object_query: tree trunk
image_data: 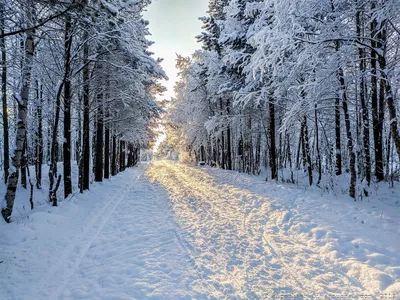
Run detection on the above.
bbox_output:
[378,25,400,160]
[226,99,232,170]
[335,93,342,175]
[48,68,64,201]
[36,81,43,189]
[269,98,277,180]
[111,134,117,176]
[255,131,261,174]
[330,0,342,178]
[63,15,73,198]
[339,67,357,199]
[356,8,371,187]
[95,95,103,182]
[119,140,125,172]
[77,87,83,192]
[301,116,313,186]
[2,2,35,222]
[1,7,9,184]
[370,3,384,181]
[314,105,322,185]
[286,133,294,183]
[296,132,301,170]
[104,118,110,179]
[21,135,27,189]
[82,33,90,190]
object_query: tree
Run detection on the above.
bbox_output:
[0,0,9,184]
[1,0,165,221]
[2,0,35,222]
[63,14,73,198]
[166,0,400,200]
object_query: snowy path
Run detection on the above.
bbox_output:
[53,169,198,300]
[1,161,399,299]
[1,166,200,300]
[147,161,400,298]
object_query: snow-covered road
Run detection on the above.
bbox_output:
[1,166,199,300]
[147,161,400,298]
[1,161,399,299]
[55,171,199,299]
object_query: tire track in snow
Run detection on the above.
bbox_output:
[147,161,301,297]
[244,206,308,293]
[36,172,140,300]
[147,182,221,297]
[147,161,367,297]
[59,166,202,299]
[150,165,248,297]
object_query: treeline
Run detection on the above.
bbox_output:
[0,0,164,222]
[162,0,400,199]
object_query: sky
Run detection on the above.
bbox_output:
[143,0,209,100]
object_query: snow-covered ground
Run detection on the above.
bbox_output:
[1,161,400,299]
[147,161,400,298]
[0,166,199,299]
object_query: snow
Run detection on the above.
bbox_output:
[100,0,119,15]
[147,161,400,297]
[120,0,138,9]
[0,165,198,299]
[1,161,400,299]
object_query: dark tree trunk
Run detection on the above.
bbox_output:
[219,98,226,169]
[63,15,73,198]
[104,118,110,179]
[111,134,117,176]
[127,143,133,167]
[314,105,322,185]
[331,0,342,178]
[95,94,103,182]
[135,148,139,166]
[255,131,261,174]
[296,133,301,170]
[301,117,313,186]
[339,67,356,199]
[46,110,51,163]
[82,31,90,190]
[376,22,400,160]
[385,131,391,178]
[36,81,43,189]
[226,99,232,170]
[221,131,226,169]
[1,9,9,184]
[92,109,97,176]
[386,85,400,159]
[356,9,371,187]
[77,88,83,192]
[119,140,125,172]
[26,164,34,210]
[48,65,64,201]
[278,131,283,170]
[216,137,221,167]
[370,3,384,181]
[269,98,277,180]
[286,133,294,183]
[335,95,342,175]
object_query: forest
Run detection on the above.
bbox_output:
[1,0,400,220]
[160,0,400,200]
[1,0,400,297]
[0,0,165,222]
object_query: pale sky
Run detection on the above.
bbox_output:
[143,0,209,100]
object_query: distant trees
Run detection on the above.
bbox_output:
[0,0,164,222]
[166,0,400,199]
